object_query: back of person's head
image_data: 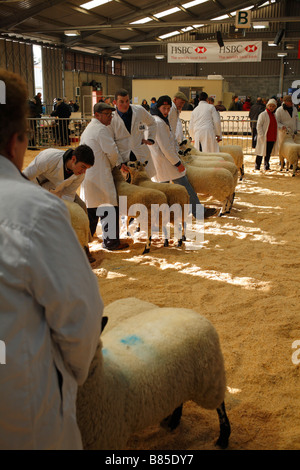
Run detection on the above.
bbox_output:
[73,144,95,166]
[0,69,28,155]
[199,91,208,101]
[208,96,214,104]
[115,88,129,100]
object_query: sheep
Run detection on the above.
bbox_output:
[279,133,300,176]
[63,199,90,248]
[219,145,244,181]
[76,297,231,450]
[183,164,235,216]
[112,167,168,253]
[124,160,190,247]
[179,139,235,164]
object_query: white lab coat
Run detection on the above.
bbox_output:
[23,148,84,201]
[110,105,157,178]
[255,110,279,157]
[0,156,103,450]
[149,115,186,182]
[275,104,299,149]
[80,118,122,208]
[168,102,184,146]
[189,101,222,152]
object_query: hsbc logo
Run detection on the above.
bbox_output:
[195,46,207,54]
[245,45,257,52]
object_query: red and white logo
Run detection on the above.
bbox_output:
[245,45,257,52]
[195,46,207,54]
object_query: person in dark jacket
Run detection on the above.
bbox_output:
[51,98,71,146]
[249,97,265,148]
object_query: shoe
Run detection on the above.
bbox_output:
[84,246,96,264]
[105,241,130,251]
[204,208,218,219]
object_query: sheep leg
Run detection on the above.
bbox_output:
[142,236,151,254]
[215,401,231,449]
[239,164,244,181]
[160,404,183,431]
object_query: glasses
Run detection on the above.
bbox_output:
[101,112,114,117]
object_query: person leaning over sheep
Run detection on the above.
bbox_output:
[150,95,218,220]
[0,68,103,450]
[23,144,96,262]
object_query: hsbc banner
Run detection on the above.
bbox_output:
[168,42,262,63]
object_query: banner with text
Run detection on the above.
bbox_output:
[168,42,262,63]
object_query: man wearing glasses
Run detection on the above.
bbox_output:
[80,102,129,251]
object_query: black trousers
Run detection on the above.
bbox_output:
[87,206,120,249]
[251,127,257,149]
[255,141,275,170]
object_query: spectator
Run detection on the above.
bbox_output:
[141,99,150,111]
[150,97,157,109]
[215,101,226,112]
[51,98,71,146]
[249,97,265,148]
[242,98,251,111]
[0,68,103,450]
[229,95,242,111]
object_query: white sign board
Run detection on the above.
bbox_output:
[168,42,262,63]
[235,10,252,28]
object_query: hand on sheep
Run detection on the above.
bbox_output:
[177,163,185,173]
[216,135,222,142]
[141,139,154,145]
[49,188,63,198]
[120,164,130,181]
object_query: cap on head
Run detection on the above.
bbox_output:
[94,102,115,114]
[174,91,188,102]
[157,95,172,108]
[267,99,277,107]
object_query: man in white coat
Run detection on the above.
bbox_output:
[80,101,129,250]
[189,91,222,152]
[168,91,188,146]
[275,94,299,149]
[0,69,103,450]
[110,88,157,177]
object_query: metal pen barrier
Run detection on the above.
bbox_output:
[180,117,258,155]
[27,116,92,149]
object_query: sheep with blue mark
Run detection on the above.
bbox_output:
[76,298,231,450]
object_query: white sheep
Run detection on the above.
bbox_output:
[113,167,168,253]
[124,161,190,247]
[76,298,231,450]
[219,145,244,181]
[179,140,235,164]
[279,133,300,176]
[63,199,90,248]
[184,164,235,215]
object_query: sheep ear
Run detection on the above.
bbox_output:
[143,161,148,167]
[178,150,183,155]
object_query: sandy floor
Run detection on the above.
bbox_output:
[23,150,300,450]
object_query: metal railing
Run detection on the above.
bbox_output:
[27,116,92,149]
[181,117,257,155]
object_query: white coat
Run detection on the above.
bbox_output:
[275,104,299,149]
[80,118,123,208]
[0,156,103,450]
[23,148,84,201]
[189,101,222,152]
[110,105,157,178]
[169,102,184,146]
[255,110,279,157]
[149,115,186,182]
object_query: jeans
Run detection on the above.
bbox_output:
[163,175,204,220]
[87,206,120,249]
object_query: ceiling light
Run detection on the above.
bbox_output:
[285,44,295,50]
[154,7,180,19]
[253,22,269,29]
[181,26,193,32]
[155,55,165,59]
[158,31,181,39]
[80,0,111,10]
[193,24,204,28]
[211,14,229,20]
[182,0,208,8]
[130,17,152,24]
[64,30,80,36]
[268,41,277,46]
[120,44,132,50]
[277,52,287,57]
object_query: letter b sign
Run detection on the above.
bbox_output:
[235,10,251,29]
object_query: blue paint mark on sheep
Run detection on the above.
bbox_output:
[102,348,108,356]
[120,335,143,346]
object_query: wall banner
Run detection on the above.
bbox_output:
[167,42,262,63]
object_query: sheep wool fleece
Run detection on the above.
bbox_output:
[76,301,226,450]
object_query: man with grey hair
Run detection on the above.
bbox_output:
[168,91,189,145]
[80,101,129,250]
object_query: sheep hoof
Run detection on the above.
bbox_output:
[218,209,224,217]
[182,235,186,242]
[164,239,169,247]
[177,239,183,247]
[215,402,231,449]
[160,404,183,431]
[142,247,150,254]
[292,174,296,177]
